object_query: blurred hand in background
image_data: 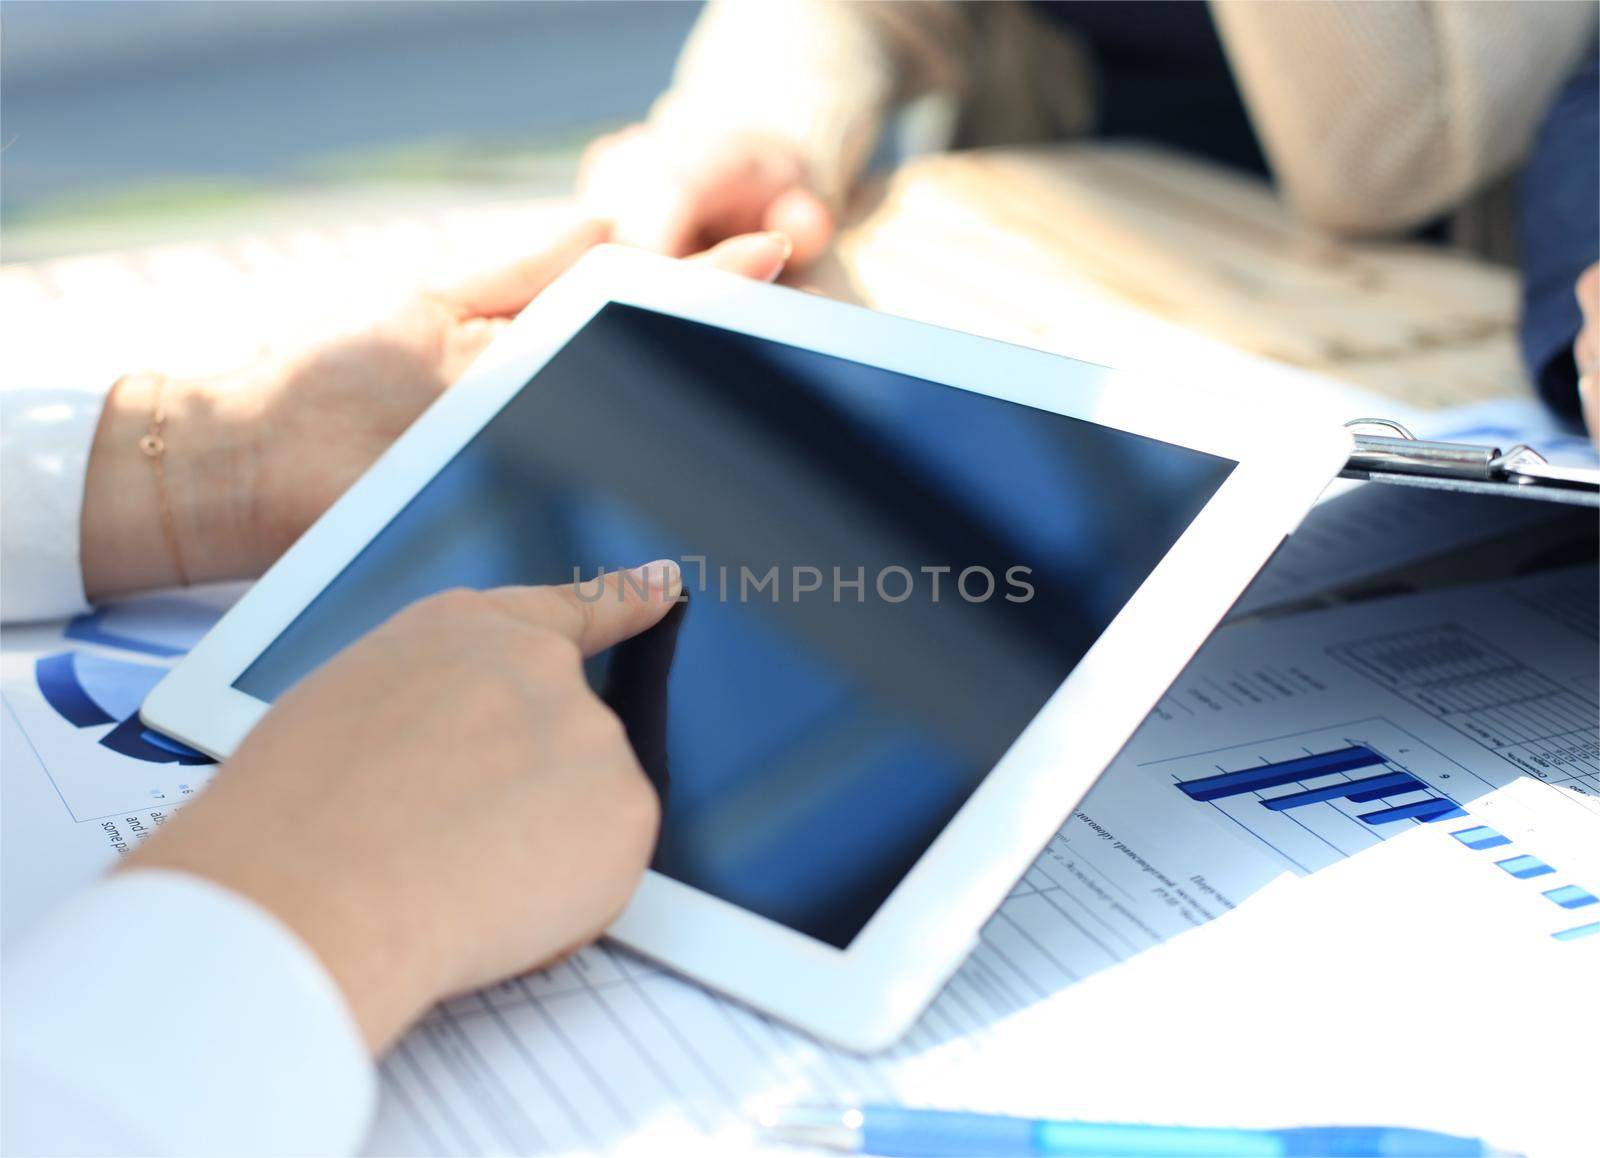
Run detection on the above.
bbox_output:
[579,124,834,264]
[1577,262,1599,446]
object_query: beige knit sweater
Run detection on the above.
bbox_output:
[649,0,1597,237]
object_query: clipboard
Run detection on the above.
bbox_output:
[1341,419,1600,508]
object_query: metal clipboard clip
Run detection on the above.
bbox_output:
[1340,418,1600,507]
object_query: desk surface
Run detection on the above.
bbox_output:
[2,146,1591,1158]
[2,144,1525,417]
[817,145,1524,411]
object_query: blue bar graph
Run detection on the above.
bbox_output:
[1260,770,1419,811]
[1345,775,1428,804]
[1177,747,1385,802]
[1543,885,1598,910]
[1552,922,1600,942]
[1358,799,1466,825]
[1451,826,1511,850]
[1497,855,1556,879]
[1166,729,1595,948]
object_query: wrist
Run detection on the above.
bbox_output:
[122,801,448,1055]
[81,369,259,601]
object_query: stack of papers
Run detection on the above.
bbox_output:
[5,560,1595,1156]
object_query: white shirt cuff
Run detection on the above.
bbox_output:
[2,869,375,1156]
[0,386,100,623]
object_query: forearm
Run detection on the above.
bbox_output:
[1213,0,1594,236]
[80,368,260,604]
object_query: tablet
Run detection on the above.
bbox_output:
[143,245,1350,1050]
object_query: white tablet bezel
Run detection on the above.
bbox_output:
[143,244,1350,1051]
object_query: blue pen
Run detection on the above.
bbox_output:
[755,1105,1516,1157]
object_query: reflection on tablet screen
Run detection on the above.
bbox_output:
[235,304,1235,948]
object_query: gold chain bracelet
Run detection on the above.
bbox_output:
[130,372,191,588]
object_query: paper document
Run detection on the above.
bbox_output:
[915,797,1599,1158]
[1134,564,1598,874]
[3,565,1595,1156]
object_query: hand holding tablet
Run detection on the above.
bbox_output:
[79,222,789,604]
[143,246,1350,1048]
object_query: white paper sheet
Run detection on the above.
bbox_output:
[903,799,1599,1158]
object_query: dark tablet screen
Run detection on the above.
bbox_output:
[235,303,1234,947]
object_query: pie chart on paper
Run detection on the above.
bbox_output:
[36,649,213,765]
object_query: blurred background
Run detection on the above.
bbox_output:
[1,0,702,260]
[4,0,1592,428]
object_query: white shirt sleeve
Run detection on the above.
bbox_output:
[0,384,103,624]
[2,869,376,1157]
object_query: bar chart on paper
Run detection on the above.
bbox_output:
[1134,570,1600,949]
[1146,719,1472,874]
[1146,720,1600,944]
